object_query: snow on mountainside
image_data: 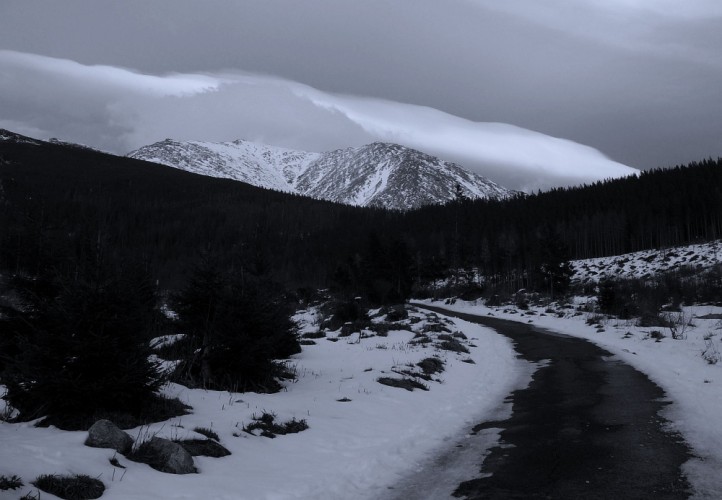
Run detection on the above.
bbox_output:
[571,239,722,283]
[128,139,513,210]
[128,139,320,193]
[296,142,511,209]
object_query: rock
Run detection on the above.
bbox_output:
[85,419,134,455]
[384,304,408,322]
[134,437,196,474]
[175,439,231,457]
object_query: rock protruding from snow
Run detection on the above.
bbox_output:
[128,139,513,210]
[137,437,196,474]
[176,439,231,458]
[85,419,134,455]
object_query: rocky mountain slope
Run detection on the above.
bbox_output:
[128,139,512,210]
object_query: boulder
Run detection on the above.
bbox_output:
[175,439,231,457]
[384,304,408,322]
[135,437,196,474]
[85,419,134,455]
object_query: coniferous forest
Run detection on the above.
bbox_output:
[1,137,720,294]
[1,134,722,427]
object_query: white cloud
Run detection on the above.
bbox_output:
[0,50,637,192]
[0,50,222,97]
[297,89,636,191]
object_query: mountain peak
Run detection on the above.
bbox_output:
[128,139,513,209]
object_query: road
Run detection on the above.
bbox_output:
[390,305,692,499]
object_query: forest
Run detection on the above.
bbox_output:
[1,133,721,426]
[1,136,720,295]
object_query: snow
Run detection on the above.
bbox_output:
[7,240,720,497]
[129,139,513,210]
[415,298,722,498]
[0,306,531,499]
[351,159,392,207]
[572,239,722,283]
[129,139,320,194]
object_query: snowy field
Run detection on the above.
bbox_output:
[0,306,532,500]
[415,298,722,499]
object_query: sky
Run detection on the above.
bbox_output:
[1,0,720,191]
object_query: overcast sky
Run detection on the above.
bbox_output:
[1,0,720,190]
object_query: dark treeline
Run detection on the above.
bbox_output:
[397,158,722,290]
[0,138,394,290]
[1,137,721,296]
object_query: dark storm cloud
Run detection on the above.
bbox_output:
[1,0,720,179]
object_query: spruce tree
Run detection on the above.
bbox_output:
[0,263,164,428]
[173,260,300,392]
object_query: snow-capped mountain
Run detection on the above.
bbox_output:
[128,139,512,210]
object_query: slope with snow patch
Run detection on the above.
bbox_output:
[0,129,41,146]
[572,240,722,283]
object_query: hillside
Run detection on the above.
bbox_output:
[572,240,722,283]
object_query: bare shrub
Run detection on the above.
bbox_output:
[0,475,23,491]
[33,474,104,500]
[242,412,309,438]
[664,311,690,340]
[193,426,219,441]
[702,338,721,364]
[438,339,469,353]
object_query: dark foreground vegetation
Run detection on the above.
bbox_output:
[1,130,721,426]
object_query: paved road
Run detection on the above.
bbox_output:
[405,305,692,499]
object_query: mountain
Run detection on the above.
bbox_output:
[128,139,512,210]
[0,128,42,146]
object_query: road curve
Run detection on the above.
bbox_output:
[409,305,692,499]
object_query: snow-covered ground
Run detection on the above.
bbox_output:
[5,283,721,499]
[0,306,532,500]
[415,298,722,499]
[572,239,722,283]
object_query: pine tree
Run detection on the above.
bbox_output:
[0,263,164,428]
[535,227,574,298]
[172,260,300,392]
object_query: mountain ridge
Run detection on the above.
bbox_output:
[128,139,513,210]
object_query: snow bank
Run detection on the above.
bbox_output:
[0,307,527,500]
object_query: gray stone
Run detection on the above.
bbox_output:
[139,437,196,474]
[175,439,231,457]
[85,419,134,455]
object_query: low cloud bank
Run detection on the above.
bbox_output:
[0,50,637,191]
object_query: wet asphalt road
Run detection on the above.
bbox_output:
[413,305,691,500]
